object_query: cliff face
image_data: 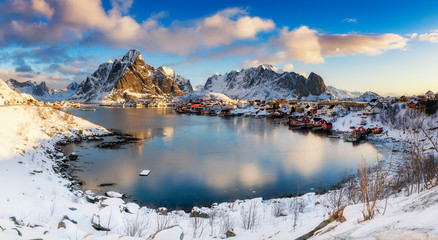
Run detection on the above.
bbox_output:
[69,49,185,103]
[203,65,333,100]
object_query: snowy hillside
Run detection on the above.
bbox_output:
[0,79,35,104]
[180,91,232,102]
[354,91,383,102]
[7,79,80,102]
[203,65,334,100]
[328,85,362,99]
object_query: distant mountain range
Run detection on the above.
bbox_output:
[354,91,383,102]
[5,49,377,103]
[202,64,333,100]
[327,86,362,100]
[6,79,80,102]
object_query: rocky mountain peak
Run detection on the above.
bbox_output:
[203,65,333,100]
[69,49,187,104]
[158,66,175,78]
[121,49,142,64]
[306,72,327,96]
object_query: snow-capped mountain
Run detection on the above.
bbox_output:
[202,64,334,100]
[181,91,232,102]
[194,85,204,91]
[327,86,362,100]
[69,49,185,104]
[158,66,193,93]
[354,91,383,102]
[6,79,80,102]
[0,79,35,104]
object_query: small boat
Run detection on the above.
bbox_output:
[80,108,97,111]
[139,170,151,176]
[327,135,340,138]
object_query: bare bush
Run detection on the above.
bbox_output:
[359,156,392,221]
[324,189,347,216]
[191,216,208,238]
[155,213,173,232]
[402,124,438,195]
[219,212,235,233]
[271,200,287,218]
[241,201,259,231]
[123,212,150,237]
[208,208,218,236]
[290,197,306,229]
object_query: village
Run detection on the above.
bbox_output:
[172,90,438,142]
[2,89,438,144]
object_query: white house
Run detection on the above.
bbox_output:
[237,101,248,109]
[328,105,348,117]
[363,105,380,115]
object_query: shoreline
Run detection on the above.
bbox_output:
[56,111,405,212]
[3,105,435,239]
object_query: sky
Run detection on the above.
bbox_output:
[0,0,437,96]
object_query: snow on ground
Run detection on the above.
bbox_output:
[0,79,35,105]
[1,105,438,239]
[180,91,232,103]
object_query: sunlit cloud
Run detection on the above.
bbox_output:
[418,30,438,43]
[0,1,274,55]
[282,63,295,72]
[245,26,409,66]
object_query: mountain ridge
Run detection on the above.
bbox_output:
[69,49,186,104]
[202,65,334,100]
[6,79,80,102]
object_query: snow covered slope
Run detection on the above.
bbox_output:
[354,91,383,102]
[328,85,362,99]
[6,79,80,102]
[0,79,35,104]
[69,49,185,104]
[181,91,232,102]
[203,65,334,100]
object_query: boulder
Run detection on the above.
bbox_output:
[226,230,236,238]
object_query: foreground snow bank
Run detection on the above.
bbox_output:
[1,106,438,240]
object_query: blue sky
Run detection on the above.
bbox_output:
[0,0,437,96]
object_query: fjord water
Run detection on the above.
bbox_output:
[64,107,379,209]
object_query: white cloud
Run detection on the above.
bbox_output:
[10,0,54,19]
[343,18,357,23]
[1,1,275,55]
[277,26,324,64]
[245,26,409,66]
[31,0,54,18]
[282,63,295,72]
[320,33,409,57]
[109,0,133,14]
[418,30,438,43]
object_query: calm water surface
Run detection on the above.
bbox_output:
[64,107,380,209]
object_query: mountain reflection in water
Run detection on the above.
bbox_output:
[64,107,380,209]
